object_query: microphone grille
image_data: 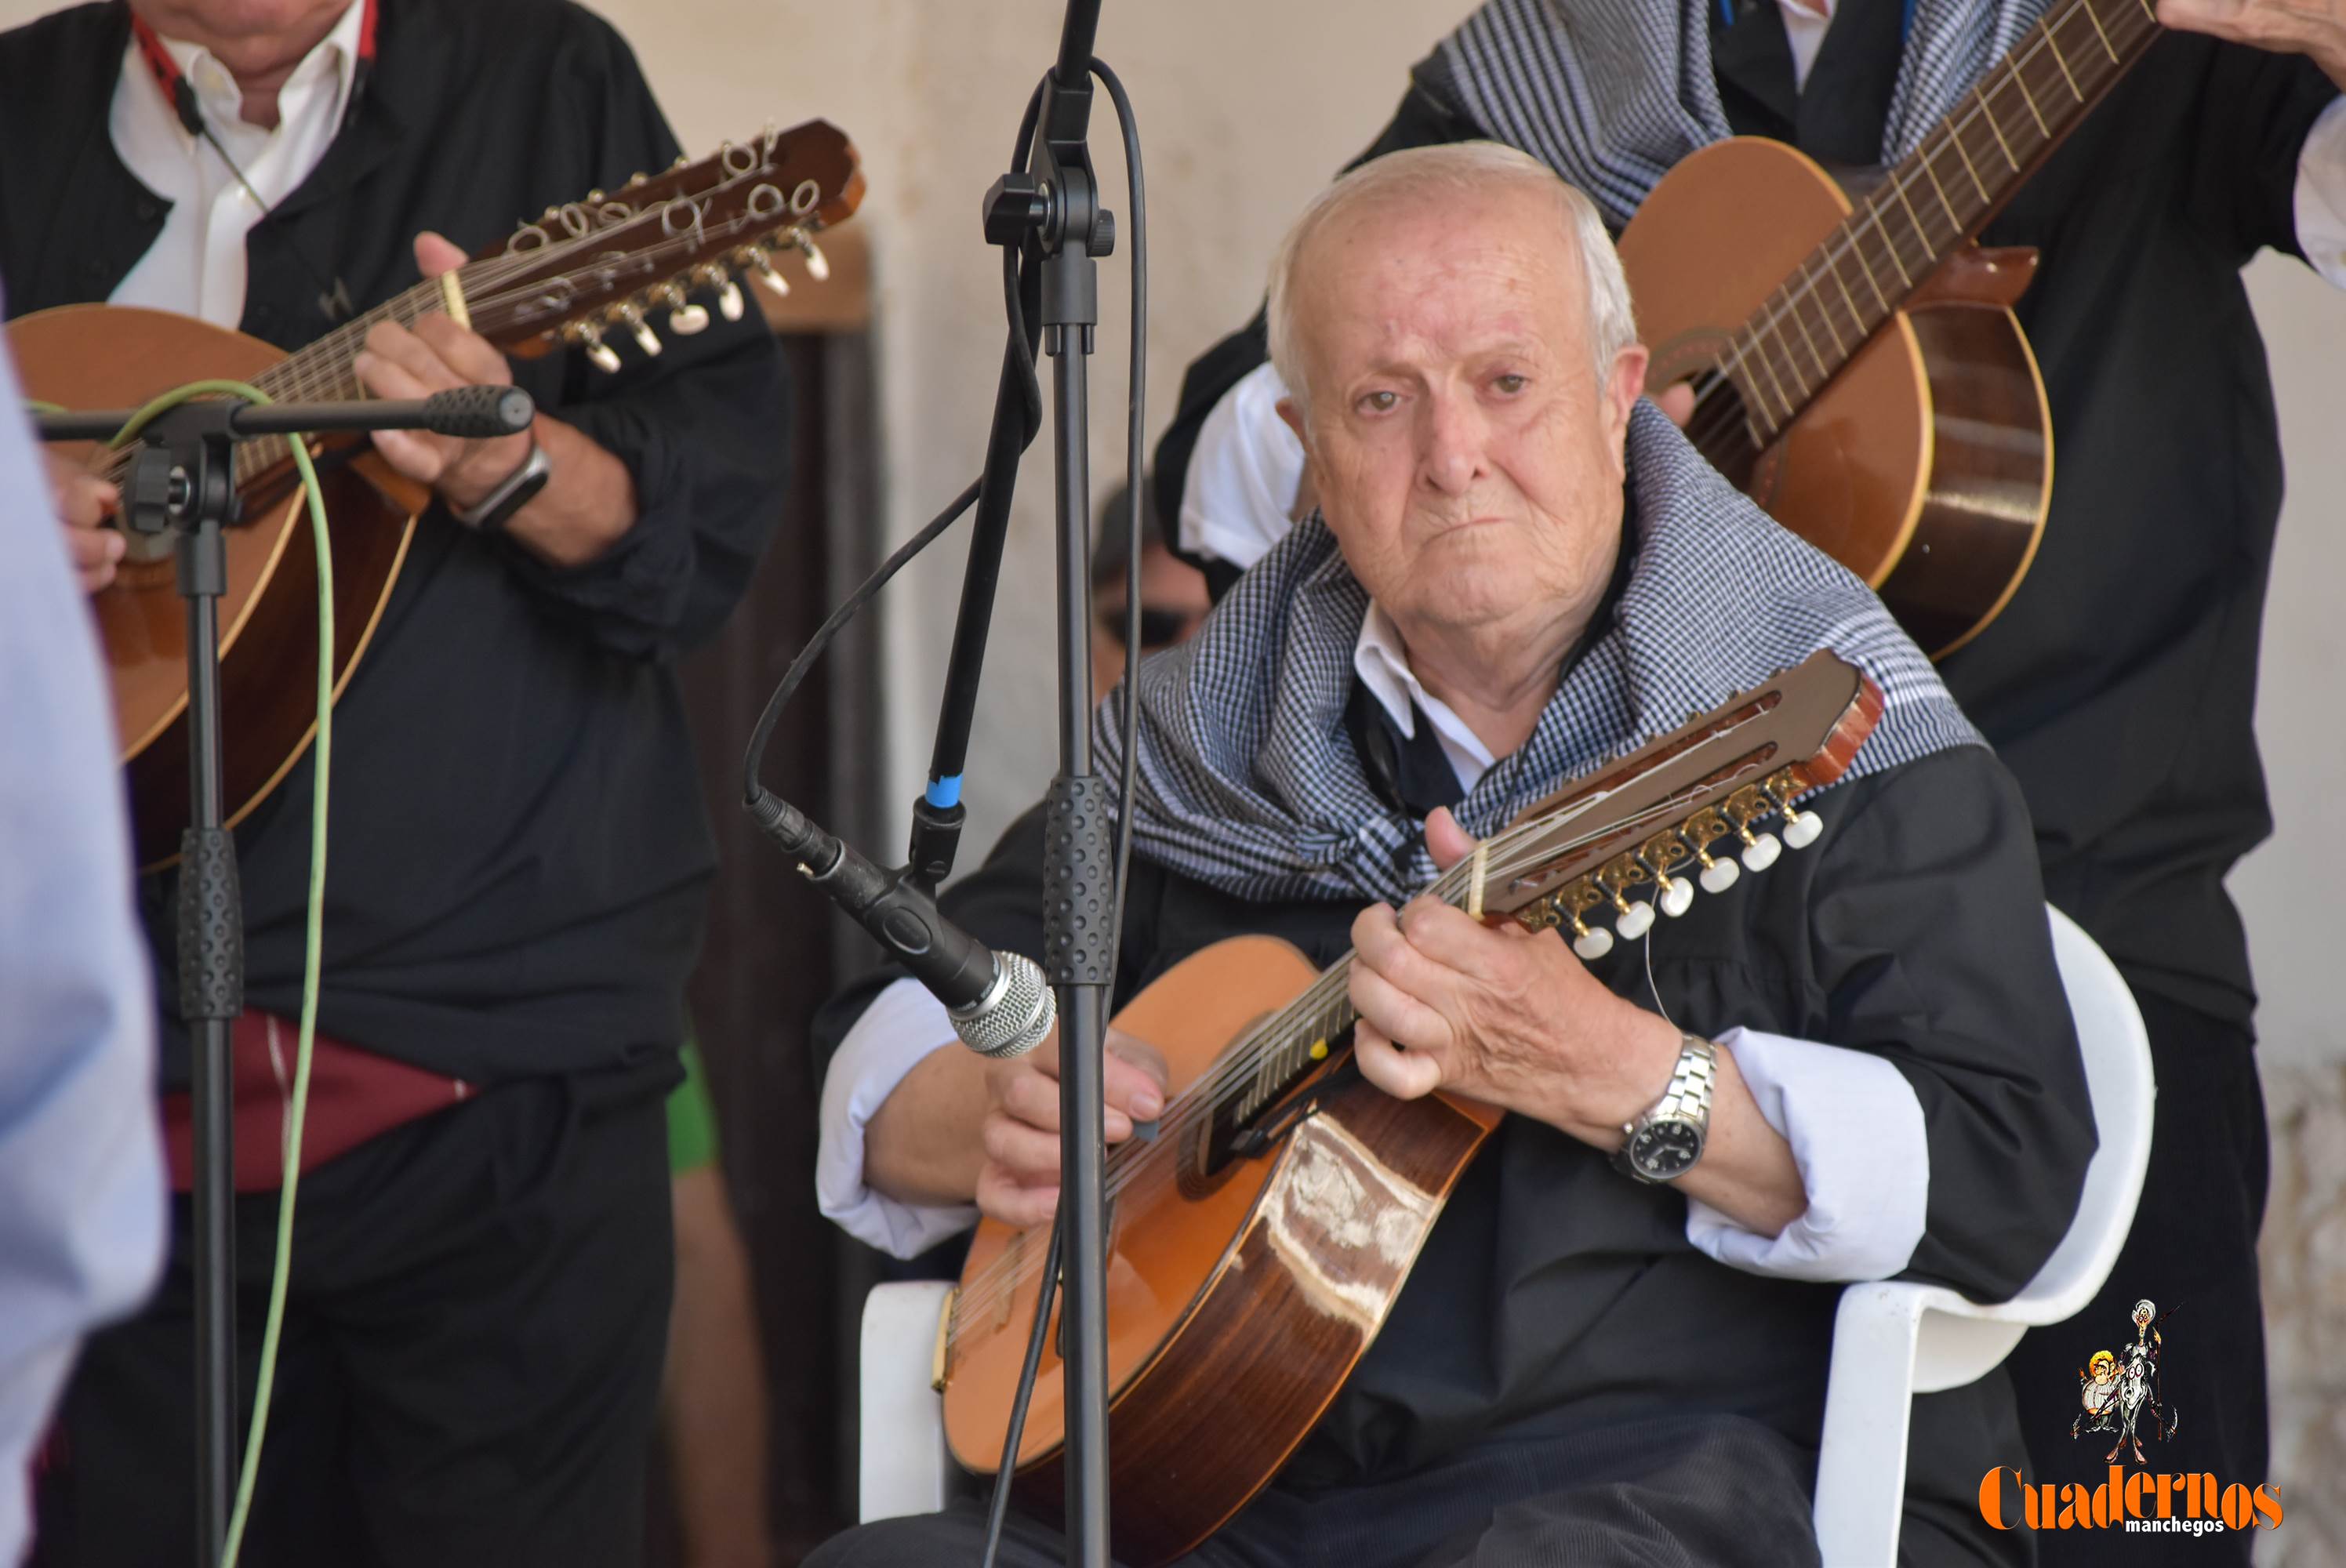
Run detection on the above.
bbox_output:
[950,951,1055,1059]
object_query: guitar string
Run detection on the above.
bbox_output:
[943,782,1785,1332]
[1685,0,2145,449]
[1709,0,2122,432]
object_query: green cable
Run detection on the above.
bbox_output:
[94,383,331,1568]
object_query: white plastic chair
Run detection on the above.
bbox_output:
[857,906,2155,1559]
[1810,905,2154,1564]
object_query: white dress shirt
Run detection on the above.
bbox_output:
[815,612,1934,1284]
[108,2,364,329]
[0,339,167,1565]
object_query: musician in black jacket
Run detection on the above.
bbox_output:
[1150,5,2346,1555]
[0,1,787,1562]
[811,143,2094,1568]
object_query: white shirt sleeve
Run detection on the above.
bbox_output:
[815,977,982,1258]
[2296,95,2346,290]
[1683,1026,1929,1284]
[1178,361,1308,571]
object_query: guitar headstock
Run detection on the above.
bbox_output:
[457,119,864,366]
[1462,651,1882,959]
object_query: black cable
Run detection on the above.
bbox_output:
[977,1216,1063,1568]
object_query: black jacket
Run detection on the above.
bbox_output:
[0,0,792,1085]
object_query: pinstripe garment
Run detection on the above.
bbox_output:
[1424,0,2054,232]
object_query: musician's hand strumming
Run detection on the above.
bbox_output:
[975,1028,1169,1230]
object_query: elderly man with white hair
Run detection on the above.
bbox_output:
[807,144,2095,1568]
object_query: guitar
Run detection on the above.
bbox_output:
[1618,0,2163,656]
[939,651,1884,1566]
[10,119,863,869]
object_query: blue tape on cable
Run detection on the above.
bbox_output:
[925,775,964,810]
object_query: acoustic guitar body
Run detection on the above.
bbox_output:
[10,304,419,869]
[1618,137,2052,657]
[942,935,1504,1566]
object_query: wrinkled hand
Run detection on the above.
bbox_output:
[1347,808,1683,1144]
[975,1028,1169,1229]
[352,232,536,513]
[50,452,122,593]
[2159,0,2346,86]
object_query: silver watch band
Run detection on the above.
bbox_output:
[452,440,549,529]
[1647,1035,1717,1126]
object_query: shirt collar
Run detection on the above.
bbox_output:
[149,0,365,143]
[1352,601,1498,779]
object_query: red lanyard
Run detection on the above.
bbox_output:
[129,0,376,136]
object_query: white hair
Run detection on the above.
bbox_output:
[1264,141,1636,425]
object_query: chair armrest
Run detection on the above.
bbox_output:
[859,1279,957,1523]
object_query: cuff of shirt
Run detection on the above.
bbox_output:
[816,976,981,1258]
[1683,1025,1928,1283]
[2295,95,2346,290]
[1178,361,1304,571]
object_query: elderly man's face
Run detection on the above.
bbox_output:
[1281,187,1646,644]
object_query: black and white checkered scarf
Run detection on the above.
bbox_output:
[1093,405,1980,906]
[1423,0,2052,231]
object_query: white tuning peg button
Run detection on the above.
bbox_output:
[1740,833,1782,873]
[1658,877,1695,918]
[794,233,830,281]
[1572,926,1614,962]
[717,280,745,322]
[1614,902,1655,942]
[629,320,662,358]
[751,251,791,296]
[668,303,710,335]
[1699,858,1741,895]
[583,336,621,373]
[1783,810,1824,850]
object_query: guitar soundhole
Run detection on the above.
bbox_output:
[1678,369,1763,495]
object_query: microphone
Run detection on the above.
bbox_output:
[749,790,1055,1058]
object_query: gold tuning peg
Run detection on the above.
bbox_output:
[626,171,647,187]
[671,153,689,169]
[1682,808,1739,894]
[1763,769,1824,850]
[657,282,709,336]
[1596,855,1654,942]
[1558,877,1612,961]
[609,303,661,358]
[572,322,621,374]
[745,245,790,296]
[1723,786,1781,872]
[791,230,830,281]
[692,263,745,322]
[1638,832,1697,918]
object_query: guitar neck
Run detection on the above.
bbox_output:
[1730,0,2160,441]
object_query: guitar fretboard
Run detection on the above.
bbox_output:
[1725,0,2160,442]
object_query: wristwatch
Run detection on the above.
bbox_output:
[451,440,550,533]
[1613,1033,1718,1185]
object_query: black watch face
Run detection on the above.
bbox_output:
[1630,1120,1702,1180]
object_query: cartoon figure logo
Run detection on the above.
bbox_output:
[2072,1298,2180,1464]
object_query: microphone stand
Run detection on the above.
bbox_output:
[971,3,1117,1560]
[35,387,532,1568]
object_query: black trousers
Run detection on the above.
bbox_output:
[808,1414,1825,1568]
[2004,993,2271,1565]
[33,1066,674,1568]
